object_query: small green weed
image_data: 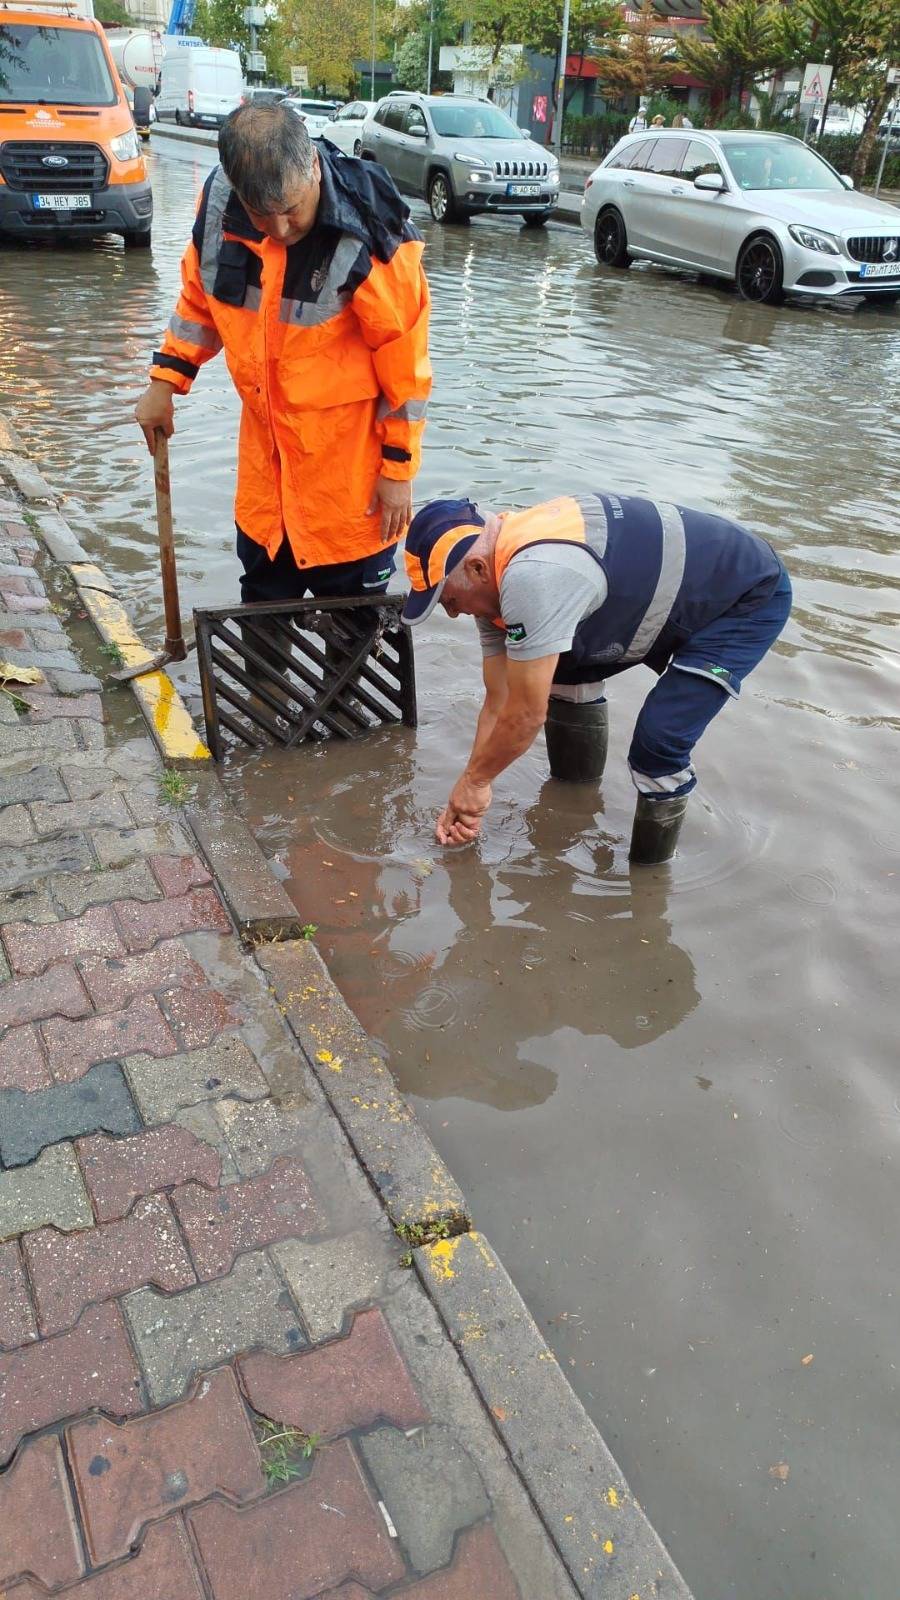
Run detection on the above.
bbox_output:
[22,510,38,532]
[399,1251,413,1269]
[159,768,187,806]
[300,923,317,941]
[99,641,125,667]
[396,1217,452,1249]
[0,687,29,717]
[257,1419,322,1484]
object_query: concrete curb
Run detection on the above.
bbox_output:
[0,436,210,769]
[0,402,695,1598]
[150,122,219,151]
[418,1231,694,1600]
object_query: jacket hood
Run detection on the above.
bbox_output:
[317,139,417,261]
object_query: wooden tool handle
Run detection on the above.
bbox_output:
[153,429,186,661]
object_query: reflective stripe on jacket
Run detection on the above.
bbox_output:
[493,493,784,680]
[149,145,432,569]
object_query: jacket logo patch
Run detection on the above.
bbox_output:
[505,622,528,643]
[310,267,326,292]
[593,642,625,662]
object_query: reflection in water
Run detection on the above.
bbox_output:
[3,144,900,1600]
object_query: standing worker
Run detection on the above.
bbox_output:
[135,103,431,604]
[400,491,791,863]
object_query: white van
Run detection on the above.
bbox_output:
[156,43,243,128]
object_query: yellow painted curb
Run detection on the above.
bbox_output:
[74,579,210,768]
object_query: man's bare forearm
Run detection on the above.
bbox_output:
[466,706,544,784]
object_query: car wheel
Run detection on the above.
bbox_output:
[522,212,549,228]
[123,229,152,249]
[353,138,362,157]
[428,170,458,224]
[594,208,631,269]
[736,234,785,305]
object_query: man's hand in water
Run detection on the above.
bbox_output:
[436,774,492,845]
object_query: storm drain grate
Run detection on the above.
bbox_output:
[193,596,417,762]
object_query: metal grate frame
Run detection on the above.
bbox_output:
[194,596,417,763]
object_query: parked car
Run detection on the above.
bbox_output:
[581,129,900,305]
[156,44,243,128]
[360,92,560,225]
[321,99,378,156]
[282,97,340,138]
[241,86,288,109]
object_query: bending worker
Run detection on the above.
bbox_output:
[135,102,431,603]
[401,490,792,863]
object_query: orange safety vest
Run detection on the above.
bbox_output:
[150,148,432,570]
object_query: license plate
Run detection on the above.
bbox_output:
[859,260,900,278]
[507,182,541,197]
[32,193,91,210]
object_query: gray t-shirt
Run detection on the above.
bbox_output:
[476,544,607,662]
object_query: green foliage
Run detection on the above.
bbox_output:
[677,0,791,97]
[595,0,675,98]
[193,0,250,60]
[395,31,431,91]
[94,0,132,22]
[256,1420,321,1484]
[562,109,628,153]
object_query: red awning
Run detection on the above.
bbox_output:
[565,54,601,77]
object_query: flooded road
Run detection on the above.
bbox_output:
[3,138,900,1600]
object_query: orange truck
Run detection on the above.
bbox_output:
[0,0,153,246]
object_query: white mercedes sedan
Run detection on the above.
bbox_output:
[581,129,900,305]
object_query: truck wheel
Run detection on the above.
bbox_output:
[353,138,362,156]
[123,229,152,250]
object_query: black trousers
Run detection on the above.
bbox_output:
[236,528,397,604]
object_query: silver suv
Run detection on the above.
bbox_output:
[360,92,560,226]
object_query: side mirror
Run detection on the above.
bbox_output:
[694,170,726,192]
[408,124,427,139]
[132,86,152,127]
[840,173,854,189]
[520,127,533,138]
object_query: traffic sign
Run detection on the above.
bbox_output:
[888,66,900,86]
[290,64,309,88]
[800,62,833,104]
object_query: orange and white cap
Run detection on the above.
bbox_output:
[401,498,485,625]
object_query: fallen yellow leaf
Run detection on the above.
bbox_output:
[769,1462,790,1481]
[801,1353,814,1366]
[0,661,43,686]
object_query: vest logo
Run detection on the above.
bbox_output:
[505,622,528,643]
[593,642,625,662]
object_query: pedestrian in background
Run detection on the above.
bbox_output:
[628,104,648,132]
[673,111,693,129]
[651,114,666,128]
[135,103,432,606]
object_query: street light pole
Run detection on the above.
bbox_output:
[370,0,376,99]
[426,0,434,94]
[874,94,898,197]
[553,0,571,158]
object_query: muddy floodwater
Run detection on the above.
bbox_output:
[2,140,899,1600]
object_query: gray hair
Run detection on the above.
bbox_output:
[219,103,314,212]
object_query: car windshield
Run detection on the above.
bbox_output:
[0,23,117,105]
[297,101,336,115]
[429,101,521,139]
[724,138,845,192]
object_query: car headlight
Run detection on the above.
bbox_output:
[455,152,489,167]
[788,224,840,255]
[111,128,141,162]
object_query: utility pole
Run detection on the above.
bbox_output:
[426,0,434,94]
[370,0,376,99]
[553,0,571,156]
[874,79,899,197]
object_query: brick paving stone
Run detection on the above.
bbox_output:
[172,1156,320,1281]
[68,1365,265,1565]
[124,1249,304,1405]
[0,626,28,649]
[2,1519,205,1600]
[0,960,90,1029]
[239,1308,428,1442]
[51,668,103,695]
[29,794,132,837]
[0,724,81,761]
[113,887,231,952]
[76,720,107,751]
[150,853,212,898]
[92,823,192,870]
[0,1239,37,1348]
[24,1194,195,1335]
[0,762,67,806]
[0,1302,143,1463]
[124,1038,268,1123]
[160,983,241,1049]
[0,573,36,595]
[0,1142,92,1241]
[42,993,178,1082]
[0,1435,84,1590]
[24,692,103,722]
[1,803,35,844]
[0,1060,140,1168]
[273,1228,401,1344]
[397,1524,522,1599]
[0,887,59,926]
[0,833,95,895]
[359,1425,490,1574]
[188,1441,405,1600]
[78,1126,222,1222]
[79,941,206,1013]
[49,861,162,918]
[0,1022,51,1091]
[0,592,51,613]
[2,905,126,977]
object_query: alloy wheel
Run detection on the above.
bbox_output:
[738,238,780,303]
[430,174,449,221]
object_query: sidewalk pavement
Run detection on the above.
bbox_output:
[0,415,692,1600]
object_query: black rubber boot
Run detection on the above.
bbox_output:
[544,699,608,783]
[629,792,688,864]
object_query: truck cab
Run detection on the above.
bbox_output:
[0,0,153,246]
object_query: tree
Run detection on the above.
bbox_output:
[192,0,249,60]
[94,0,132,23]
[776,0,900,177]
[528,0,621,116]
[595,0,675,98]
[268,0,379,94]
[676,0,791,101]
